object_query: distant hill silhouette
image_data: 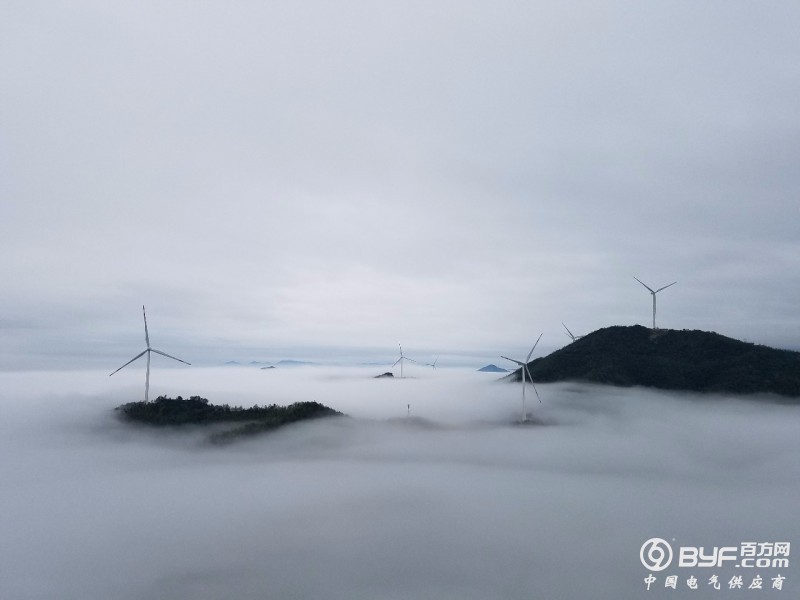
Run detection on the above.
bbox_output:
[276,360,315,367]
[505,325,800,399]
[478,364,508,373]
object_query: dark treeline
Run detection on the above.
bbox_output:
[507,325,800,399]
[116,396,344,442]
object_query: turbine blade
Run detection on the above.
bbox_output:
[501,356,524,366]
[562,322,575,338]
[524,365,535,384]
[655,281,677,293]
[526,333,543,361]
[392,358,402,367]
[143,305,150,348]
[404,357,419,364]
[522,365,542,404]
[634,277,655,293]
[109,349,148,376]
[530,379,541,403]
[150,349,191,365]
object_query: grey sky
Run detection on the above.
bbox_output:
[2,2,799,368]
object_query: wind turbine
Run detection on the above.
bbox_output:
[392,344,417,379]
[426,356,439,370]
[501,333,543,422]
[634,277,677,329]
[562,322,583,342]
[109,306,191,402]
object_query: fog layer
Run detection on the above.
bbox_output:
[1,367,797,599]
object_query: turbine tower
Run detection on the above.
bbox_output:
[634,277,677,329]
[392,344,417,379]
[109,306,191,402]
[562,322,583,342]
[501,333,543,422]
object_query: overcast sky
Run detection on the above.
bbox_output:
[2,1,799,369]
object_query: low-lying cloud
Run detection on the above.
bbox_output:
[1,367,797,599]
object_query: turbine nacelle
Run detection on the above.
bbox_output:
[109,306,190,403]
[634,277,677,329]
[562,322,583,342]
[501,333,543,422]
[393,343,418,378]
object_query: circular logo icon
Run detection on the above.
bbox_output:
[640,538,673,571]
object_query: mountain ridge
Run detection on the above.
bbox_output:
[505,325,800,399]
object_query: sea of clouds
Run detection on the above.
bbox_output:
[1,365,797,599]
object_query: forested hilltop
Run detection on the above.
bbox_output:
[506,326,800,399]
[116,396,344,442]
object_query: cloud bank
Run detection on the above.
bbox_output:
[1,367,797,598]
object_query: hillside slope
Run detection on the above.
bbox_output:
[116,396,344,442]
[506,326,800,398]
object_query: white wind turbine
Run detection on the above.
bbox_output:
[109,306,191,403]
[501,333,543,422]
[426,356,439,370]
[562,322,583,342]
[634,277,677,329]
[393,344,418,379]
